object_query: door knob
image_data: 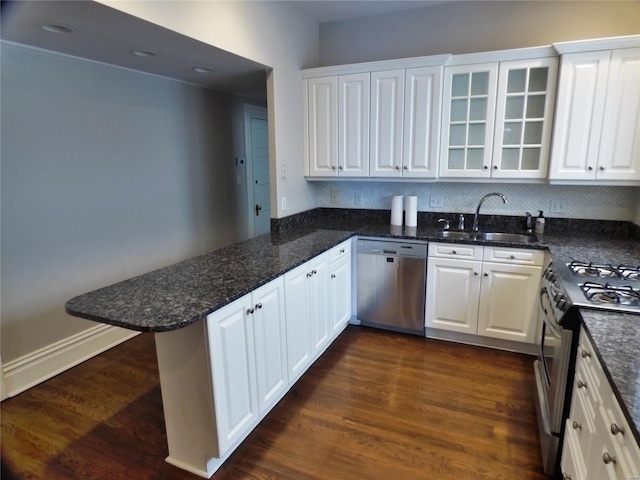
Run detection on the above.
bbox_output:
[255,204,262,216]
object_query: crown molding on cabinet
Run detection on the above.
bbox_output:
[553,34,640,54]
[301,54,451,77]
[444,46,557,66]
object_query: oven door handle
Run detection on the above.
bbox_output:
[540,287,563,338]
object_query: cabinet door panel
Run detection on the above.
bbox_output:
[339,73,370,177]
[330,253,352,335]
[307,77,338,177]
[426,258,481,333]
[252,278,288,414]
[207,296,258,455]
[402,66,442,178]
[477,263,540,343]
[284,264,312,381]
[549,51,610,180]
[598,47,640,180]
[310,255,331,355]
[370,69,405,177]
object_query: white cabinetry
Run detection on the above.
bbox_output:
[550,36,640,184]
[329,240,353,335]
[303,55,448,179]
[284,252,330,382]
[561,328,640,479]
[426,243,543,344]
[440,49,557,180]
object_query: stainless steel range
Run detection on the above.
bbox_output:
[534,260,640,476]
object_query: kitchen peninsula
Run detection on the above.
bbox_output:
[66,211,640,477]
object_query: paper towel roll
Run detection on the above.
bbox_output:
[405,195,418,227]
[391,195,404,226]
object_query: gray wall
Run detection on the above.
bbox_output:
[319,1,640,65]
[1,43,258,362]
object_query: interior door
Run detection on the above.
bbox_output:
[244,104,270,237]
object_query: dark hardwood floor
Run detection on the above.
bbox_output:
[1,325,548,479]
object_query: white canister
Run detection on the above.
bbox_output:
[405,195,418,227]
[391,195,404,226]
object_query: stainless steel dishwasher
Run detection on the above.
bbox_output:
[356,238,427,336]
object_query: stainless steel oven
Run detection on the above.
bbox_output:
[534,263,579,476]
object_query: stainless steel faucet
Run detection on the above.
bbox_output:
[472,192,508,232]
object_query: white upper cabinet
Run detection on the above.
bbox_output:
[549,36,640,184]
[303,55,449,179]
[370,69,405,177]
[402,66,443,178]
[339,73,370,177]
[440,50,557,180]
[306,76,338,176]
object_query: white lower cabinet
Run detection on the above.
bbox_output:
[207,277,288,455]
[425,242,542,344]
[561,329,640,480]
[329,246,352,335]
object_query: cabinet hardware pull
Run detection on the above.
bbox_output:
[483,165,489,170]
[452,250,457,254]
[483,273,489,277]
[493,165,498,170]
[474,271,479,276]
[602,452,616,465]
[403,165,408,170]
[340,249,345,253]
[312,269,317,275]
[599,166,605,171]
[256,303,262,310]
[331,274,336,279]
[588,166,594,171]
[581,349,591,358]
[307,272,313,278]
[510,255,516,259]
[332,166,336,170]
[395,165,400,170]
[339,166,343,170]
[610,423,625,435]
[572,421,582,430]
[247,308,255,315]
[577,379,587,389]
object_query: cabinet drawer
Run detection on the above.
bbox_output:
[428,242,482,260]
[561,420,588,480]
[330,239,352,263]
[482,247,544,266]
[601,392,640,475]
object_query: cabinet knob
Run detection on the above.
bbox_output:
[452,250,457,255]
[331,274,336,279]
[581,349,591,358]
[340,249,345,253]
[339,166,343,170]
[483,272,489,277]
[403,165,408,170]
[572,420,582,430]
[483,165,489,170]
[312,269,317,275]
[493,165,498,170]
[588,166,594,171]
[395,165,400,170]
[307,272,313,278]
[599,166,605,171]
[577,379,587,389]
[247,307,255,315]
[474,271,479,276]
[610,423,625,435]
[510,255,516,259]
[256,303,263,310]
[602,452,617,465]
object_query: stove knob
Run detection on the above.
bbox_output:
[557,298,569,311]
[553,292,564,302]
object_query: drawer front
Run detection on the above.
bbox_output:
[570,365,598,453]
[428,242,482,260]
[561,421,588,480]
[482,247,544,266]
[330,239,352,263]
[601,392,640,476]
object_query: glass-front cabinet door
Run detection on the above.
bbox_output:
[492,58,558,179]
[440,63,498,178]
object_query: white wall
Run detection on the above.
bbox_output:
[319,1,640,65]
[97,0,320,218]
[0,43,253,365]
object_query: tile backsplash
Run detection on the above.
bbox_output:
[313,182,640,222]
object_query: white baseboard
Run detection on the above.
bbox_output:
[2,324,140,398]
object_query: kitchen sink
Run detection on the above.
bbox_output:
[436,231,475,239]
[436,231,538,243]
[474,232,538,243]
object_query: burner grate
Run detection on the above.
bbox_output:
[568,262,620,279]
[617,265,640,282]
[580,281,640,307]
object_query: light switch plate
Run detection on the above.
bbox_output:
[550,199,567,214]
[281,196,287,211]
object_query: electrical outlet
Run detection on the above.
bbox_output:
[281,196,287,211]
[550,199,567,214]
[330,191,338,204]
[355,193,362,206]
[280,163,286,179]
[429,195,444,209]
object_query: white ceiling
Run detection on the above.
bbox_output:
[0,1,447,100]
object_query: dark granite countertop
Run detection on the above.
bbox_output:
[580,309,640,444]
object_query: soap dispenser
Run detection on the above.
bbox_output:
[535,210,545,235]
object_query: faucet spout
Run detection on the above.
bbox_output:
[472,192,508,232]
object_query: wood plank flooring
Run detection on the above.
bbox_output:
[1,325,548,479]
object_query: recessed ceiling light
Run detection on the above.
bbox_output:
[131,49,158,57]
[193,67,215,74]
[41,24,76,34]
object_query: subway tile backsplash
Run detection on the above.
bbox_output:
[312,182,640,222]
